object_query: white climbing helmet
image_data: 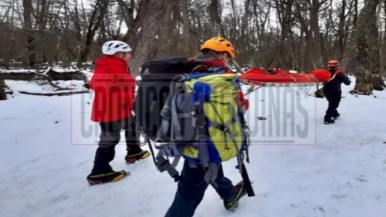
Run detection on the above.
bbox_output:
[102,40,132,55]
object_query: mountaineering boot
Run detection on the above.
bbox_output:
[125,150,150,164]
[332,113,340,120]
[87,170,130,185]
[224,181,247,210]
[324,116,335,125]
[324,119,335,124]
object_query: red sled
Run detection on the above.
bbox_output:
[240,68,331,85]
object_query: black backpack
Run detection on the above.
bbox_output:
[135,57,198,141]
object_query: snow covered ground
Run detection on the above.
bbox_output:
[1,78,386,217]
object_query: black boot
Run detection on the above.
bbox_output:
[125,144,150,163]
[324,116,335,124]
[332,112,340,120]
[87,170,129,185]
[87,147,129,185]
[90,147,115,174]
[223,181,247,210]
[125,150,150,163]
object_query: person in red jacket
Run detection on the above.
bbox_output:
[87,40,150,185]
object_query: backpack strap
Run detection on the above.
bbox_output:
[191,86,222,184]
[210,99,255,197]
[170,82,190,141]
[155,152,180,182]
[204,163,219,184]
[143,129,180,182]
[148,75,191,182]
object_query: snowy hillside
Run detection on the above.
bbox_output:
[1,78,386,217]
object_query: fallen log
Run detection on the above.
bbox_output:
[1,68,88,81]
[18,90,89,96]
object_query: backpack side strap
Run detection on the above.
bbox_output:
[211,102,255,197]
[155,154,180,182]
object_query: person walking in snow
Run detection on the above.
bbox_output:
[163,37,250,217]
[323,60,351,124]
[86,40,150,185]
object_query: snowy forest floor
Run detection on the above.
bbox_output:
[1,78,386,217]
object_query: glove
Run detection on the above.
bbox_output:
[83,82,90,89]
[236,91,249,111]
[335,70,343,75]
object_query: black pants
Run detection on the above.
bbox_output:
[164,161,235,217]
[91,115,142,174]
[324,90,341,121]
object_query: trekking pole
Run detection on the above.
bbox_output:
[141,128,158,166]
[241,163,255,196]
[230,59,244,73]
[244,84,263,96]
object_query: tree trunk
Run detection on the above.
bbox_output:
[128,0,179,75]
[273,0,294,69]
[181,0,192,56]
[372,73,385,90]
[118,0,136,42]
[352,0,381,94]
[381,0,386,77]
[23,0,36,67]
[309,0,323,69]
[368,5,383,90]
[209,0,223,36]
[337,0,347,60]
[76,0,110,67]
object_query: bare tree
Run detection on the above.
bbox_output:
[19,0,58,66]
[0,0,383,77]
[382,0,386,77]
[180,0,192,55]
[118,0,180,75]
[208,0,223,36]
[22,0,36,67]
[350,0,382,94]
[244,0,271,66]
[367,2,384,90]
[117,0,136,42]
[336,0,352,60]
[75,0,110,67]
[268,0,296,69]
[293,0,329,71]
[0,1,17,67]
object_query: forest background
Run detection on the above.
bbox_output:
[0,0,385,93]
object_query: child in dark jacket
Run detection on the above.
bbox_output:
[323,60,351,124]
[87,40,150,185]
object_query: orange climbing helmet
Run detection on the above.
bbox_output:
[327,60,340,68]
[200,37,236,58]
